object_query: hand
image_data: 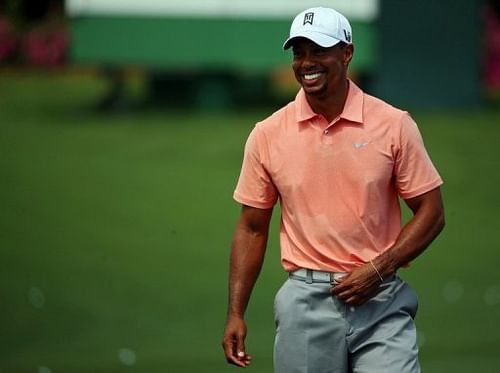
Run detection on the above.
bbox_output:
[222,315,252,367]
[330,263,383,306]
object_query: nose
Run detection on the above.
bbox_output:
[301,55,317,68]
[298,55,319,72]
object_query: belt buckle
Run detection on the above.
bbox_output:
[330,272,341,285]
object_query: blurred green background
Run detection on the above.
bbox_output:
[1,0,500,372]
[2,71,500,373]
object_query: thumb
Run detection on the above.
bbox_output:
[236,333,246,359]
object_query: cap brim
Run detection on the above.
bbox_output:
[283,31,342,50]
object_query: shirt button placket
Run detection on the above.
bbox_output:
[322,127,334,144]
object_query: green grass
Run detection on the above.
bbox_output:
[1,72,499,372]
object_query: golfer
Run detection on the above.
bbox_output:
[222,7,445,372]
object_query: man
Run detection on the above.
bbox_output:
[222,7,445,373]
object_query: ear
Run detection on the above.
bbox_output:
[344,44,354,65]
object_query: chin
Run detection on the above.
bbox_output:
[303,85,327,96]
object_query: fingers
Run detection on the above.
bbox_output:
[235,338,252,367]
[331,267,381,305]
[237,350,252,367]
[331,285,363,305]
[333,281,378,305]
[222,335,244,367]
[222,317,252,367]
[222,336,252,367]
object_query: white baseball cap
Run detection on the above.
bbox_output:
[283,7,353,50]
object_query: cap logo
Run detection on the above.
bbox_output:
[343,29,351,42]
[303,12,314,25]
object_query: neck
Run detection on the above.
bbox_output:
[306,79,349,123]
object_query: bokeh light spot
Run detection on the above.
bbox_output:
[29,287,45,309]
[118,348,137,366]
[442,281,464,303]
[483,285,500,306]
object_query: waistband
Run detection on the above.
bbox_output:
[289,268,347,284]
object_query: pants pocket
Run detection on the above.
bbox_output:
[273,279,291,327]
[403,282,419,319]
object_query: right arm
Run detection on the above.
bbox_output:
[222,204,273,367]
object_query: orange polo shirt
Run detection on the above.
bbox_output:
[234,81,443,272]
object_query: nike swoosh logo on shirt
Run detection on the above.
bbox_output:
[353,142,370,149]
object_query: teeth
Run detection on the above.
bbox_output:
[304,73,321,80]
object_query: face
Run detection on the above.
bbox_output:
[291,38,353,98]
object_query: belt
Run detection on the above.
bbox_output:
[290,268,347,284]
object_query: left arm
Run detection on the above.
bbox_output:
[332,186,445,305]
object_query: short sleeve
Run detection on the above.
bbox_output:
[233,125,278,208]
[394,113,443,199]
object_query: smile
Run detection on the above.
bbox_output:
[303,72,323,80]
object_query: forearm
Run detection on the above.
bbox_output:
[375,188,445,277]
[332,188,444,306]
[227,206,272,318]
[223,206,272,367]
[227,228,268,317]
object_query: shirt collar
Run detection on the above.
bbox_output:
[295,79,364,125]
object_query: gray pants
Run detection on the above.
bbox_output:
[273,273,420,373]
